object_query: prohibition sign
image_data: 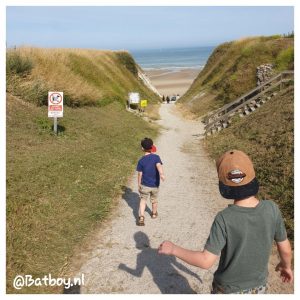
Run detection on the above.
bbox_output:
[49,92,63,105]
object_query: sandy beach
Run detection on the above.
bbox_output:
[144,68,200,98]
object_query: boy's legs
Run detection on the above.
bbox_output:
[150,188,159,217]
[152,202,158,214]
[138,185,150,219]
[139,198,147,217]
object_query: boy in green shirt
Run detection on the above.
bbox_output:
[158,150,293,293]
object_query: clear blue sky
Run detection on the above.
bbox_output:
[6,6,294,50]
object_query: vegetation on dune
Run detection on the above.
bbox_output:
[6,47,160,108]
[204,88,294,241]
[179,35,294,117]
[6,47,160,293]
[178,35,294,242]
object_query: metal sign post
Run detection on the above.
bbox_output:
[48,91,63,134]
[53,117,58,134]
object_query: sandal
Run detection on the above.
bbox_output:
[151,212,158,219]
[137,216,145,226]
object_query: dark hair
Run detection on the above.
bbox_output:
[141,137,153,151]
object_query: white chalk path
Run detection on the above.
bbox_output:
[69,103,293,294]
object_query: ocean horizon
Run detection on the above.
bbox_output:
[131,46,215,71]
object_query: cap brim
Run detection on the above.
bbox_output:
[151,145,157,152]
[219,177,259,200]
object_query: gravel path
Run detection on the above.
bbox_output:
[69,103,293,294]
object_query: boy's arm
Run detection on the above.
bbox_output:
[158,241,218,270]
[275,239,293,283]
[156,163,165,181]
[118,263,144,277]
[137,171,142,189]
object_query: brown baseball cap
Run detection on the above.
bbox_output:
[216,150,259,200]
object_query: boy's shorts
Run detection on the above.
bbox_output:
[211,282,267,294]
[139,184,159,204]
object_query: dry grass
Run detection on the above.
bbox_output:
[143,103,161,121]
[6,47,160,108]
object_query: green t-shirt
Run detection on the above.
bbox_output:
[204,200,287,293]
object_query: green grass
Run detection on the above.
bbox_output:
[179,35,294,117]
[6,90,158,293]
[204,88,294,240]
[6,50,33,75]
[275,47,294,71]
[6,47,158,294]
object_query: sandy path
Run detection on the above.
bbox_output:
[70,103,293,294]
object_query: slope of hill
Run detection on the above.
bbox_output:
[6,47,160,109]
[179,35,294,117]
[204,87,294,240]
[6,48,160,293]
[178,35,294,241]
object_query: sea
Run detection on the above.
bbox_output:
[131,46,215,71]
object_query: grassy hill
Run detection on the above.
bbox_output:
[181,35,294,241]
[179,35,294,117]
[6,47,160,111]
[6,48,160,293]
[204,87,294,240]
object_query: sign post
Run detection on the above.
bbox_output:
[48,91,63,134]
[53,117,58,134]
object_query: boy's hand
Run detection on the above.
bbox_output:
[275,262,293,283]
[160,174,165,181]
[158,241,175,255]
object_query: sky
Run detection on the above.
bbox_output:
[6,6,294,51]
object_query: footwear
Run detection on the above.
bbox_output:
[151,211,158,219]
[137,216,145,226]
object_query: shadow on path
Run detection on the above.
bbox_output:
[121,186,151,220]
[119,232,202,294]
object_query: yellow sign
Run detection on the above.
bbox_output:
[140,100,148,107]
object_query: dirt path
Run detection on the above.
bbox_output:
[69,103,293,294]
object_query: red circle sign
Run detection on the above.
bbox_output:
[49,93,62,105]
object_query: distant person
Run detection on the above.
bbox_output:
[136,138,165,226]
[159,150,293,294]
[166,96,170,104]
[162,95,165,102]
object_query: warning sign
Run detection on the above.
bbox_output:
[48,92,63,117]
[140,100,148,107]
[129,92,140,104]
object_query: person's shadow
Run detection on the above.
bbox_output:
[121,186,151,220]
[118,232,202,293]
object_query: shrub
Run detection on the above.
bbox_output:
[6,50,33,76]
[116,52,138,76]
[35,116,52,132]
[25,80,49,106]
[275,47,294,71]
